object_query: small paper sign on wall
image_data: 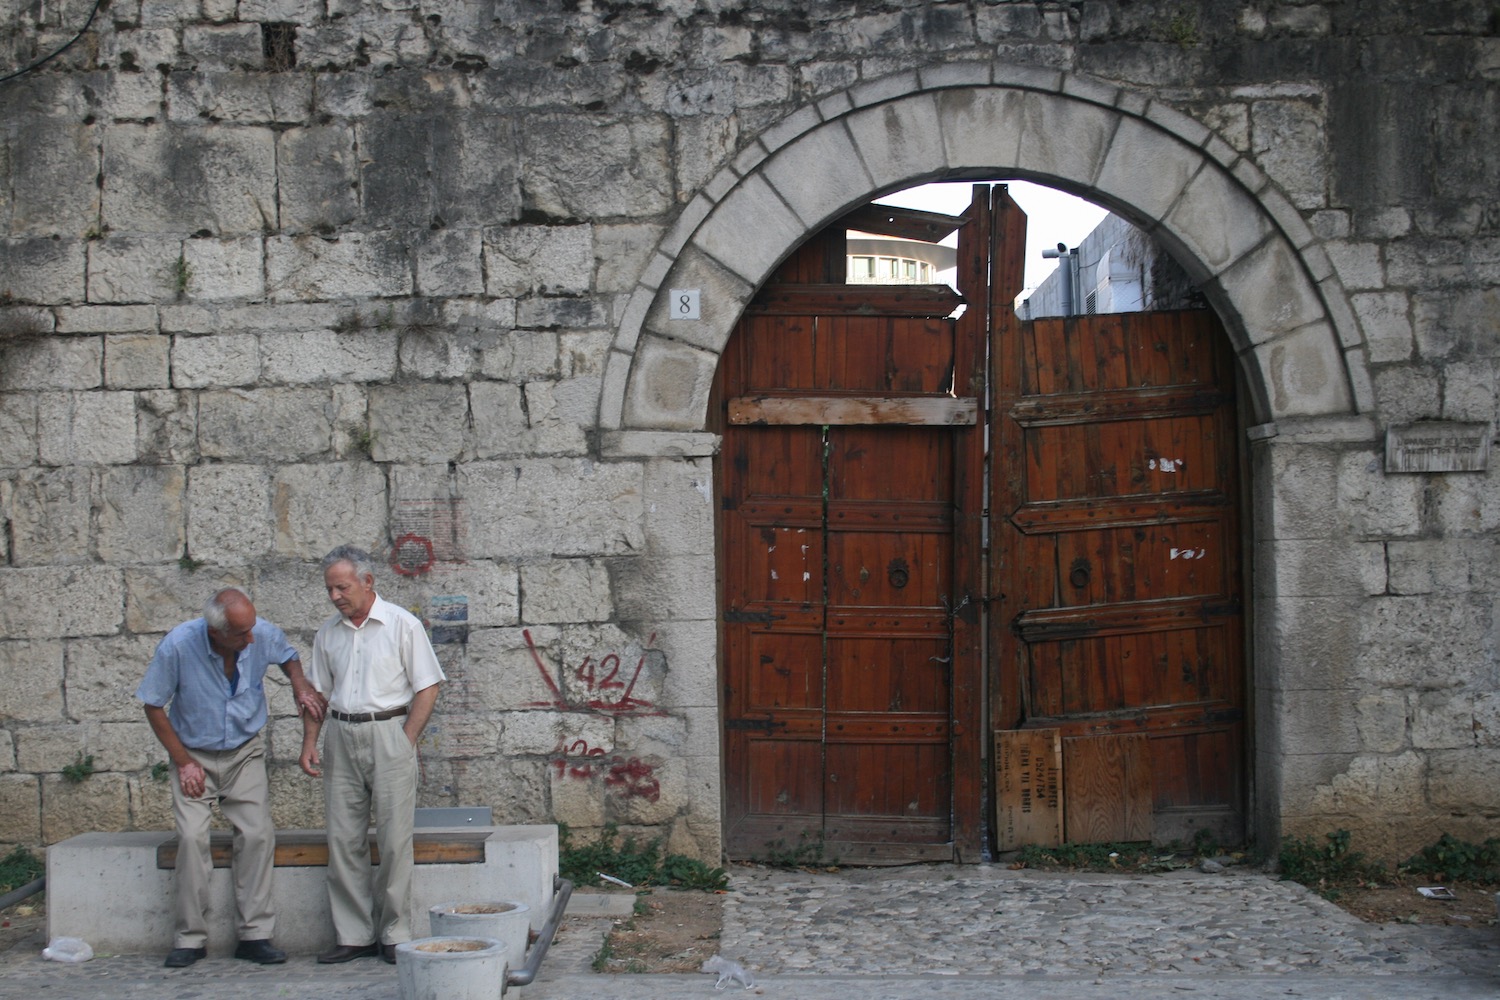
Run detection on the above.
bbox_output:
[1385,422,1492,473]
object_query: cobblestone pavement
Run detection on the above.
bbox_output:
[1,864,1496,999]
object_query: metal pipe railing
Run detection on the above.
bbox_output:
[504,874,573,989]
[0,876,45,912]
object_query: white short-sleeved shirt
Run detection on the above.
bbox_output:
[309,594,445,714]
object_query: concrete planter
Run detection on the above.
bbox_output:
[430,900,531,971]
[396,936,507,1000]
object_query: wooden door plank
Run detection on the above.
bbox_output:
[728,395,978,426]
[995,728,1063,850]
[157,829,489,869]
[1062,734,1153,843]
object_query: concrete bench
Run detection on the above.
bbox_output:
[47,825,558,956]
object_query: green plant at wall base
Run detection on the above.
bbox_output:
[178,554,204,572]
[0,846,44,893]
[753,829,836,869]
[1400,833,1500,884]
[589,933,615,972]
[1165,10,1198,47]
[62,753,95,783]
[151,762,170,782]
[1278,829,1386,897]
[558,823,728,892]
[353,428,378,457]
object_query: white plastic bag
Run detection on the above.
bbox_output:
[42,937,93,963]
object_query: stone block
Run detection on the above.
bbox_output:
[1253,539,1386,598]
[0,236,85,302]
[123,565,244,634]
[1411,691,1478,750]
[37,390,137,466]
[55,306,159,335]
[180,23,264,69]
[1413,288,1500,361]
[0,640,66,723]
[1371,364,1442,424]
[1165,164,1275,279]
[1354,692,1410,754]
[197,388,334,461]
[760,116,870,230]
[1351,291,1413,363]
[651,619,716,710]
[1439,359,1499,423]
[518,560,613,625]
[275,125,360,232]
[643,457,714,557]
[593,223,664,295]
[271,462,387,558]
[368,382,468,463]
[502,709,614,759]
[259,329,399,384]
[1360,594,1494,691]
[458,459,644,559]
[268,763,327,830]
[43,772,131,844]
[186,464,274,564]
[14,723,93,775]
[415,228,484,297]
[166,72,312,125]
[9,122,99,237]
[244,559,327,635]
[129,772,177,831]
[0,567,123,639]
[1426,748,1500,813]
[456,629,564,716]
[94,721,160,772]
[1249,98,1327,210]
[842,93,944,194]
[1387,537,1499,595]
[672,114,739,205]
[483,225,592,297]
[516,380,591,456]
[104,334,171,389]
[0,730,11,772]
[611,556,716,622]
[8,467,93,566]
[100,28,179,75]
[521,114,670,220]
[0,775,40,843]
[67,634,163,723]
[398,326,504,381]
[0,394,37,466]
[1324,240,1383,291]
[690,173,805,290]
[1256,596,1363,693]
[97,465,187,564]
[102,70,166,121]
[171,333,261,387]
[1335,450,1424,537]
[514,296,609,331]
[183,236,265,301]
[0,336,101,391]
[85,235,181,304]
[359,110,520,228]
[549,765,606,828]
[1475,692,1500,748]
[137,389,200,464]
[1303,751,1426,817]
[1012,91,1119,191]
[621,335,718,431]
[265,232,414,301]
[102,124,277,236]
[936,86,1027,176]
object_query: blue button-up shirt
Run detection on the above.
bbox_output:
[135,617,299,751]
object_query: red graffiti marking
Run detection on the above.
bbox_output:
[550,739,661,801]
[390,533,435,576]
[523,629,661,715]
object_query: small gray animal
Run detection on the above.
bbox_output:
[700,953,755,990]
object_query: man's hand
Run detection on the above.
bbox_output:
[291,680,328,721]
[299,744,321,778]
[177,759,207,798]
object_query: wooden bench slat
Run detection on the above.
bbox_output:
[155,829,489,869]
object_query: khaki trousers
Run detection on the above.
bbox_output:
[323,716,418,947]
[171,733,275,949]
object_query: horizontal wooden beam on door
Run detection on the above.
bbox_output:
[747,283,964,316]
[729,395,978,426]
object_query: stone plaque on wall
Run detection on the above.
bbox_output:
[1385,422,1492,473]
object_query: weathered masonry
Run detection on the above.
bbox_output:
[1,1,1496,864]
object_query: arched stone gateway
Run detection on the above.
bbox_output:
[602,65,1372,435]
[602,65,1379,858]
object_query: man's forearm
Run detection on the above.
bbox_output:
[144,704,193,767]
[403,683,440,744]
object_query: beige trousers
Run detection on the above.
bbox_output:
[323,715,418,946]
[171,733,276,948]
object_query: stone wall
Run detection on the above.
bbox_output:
[1,0,1497,863]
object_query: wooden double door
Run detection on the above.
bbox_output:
[716,186,1246,862]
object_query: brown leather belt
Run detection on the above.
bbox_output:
[330,706,409,723]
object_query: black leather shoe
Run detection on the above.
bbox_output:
[381,943,398,964]
[164,946,207,968]
[317,942,379,964]
[234,939,287,964]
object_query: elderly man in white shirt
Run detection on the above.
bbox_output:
[299,545,445,965]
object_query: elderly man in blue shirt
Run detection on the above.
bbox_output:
[137,587,325,969]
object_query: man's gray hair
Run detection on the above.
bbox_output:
[203,587,251,631]
[322,544,377,582]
